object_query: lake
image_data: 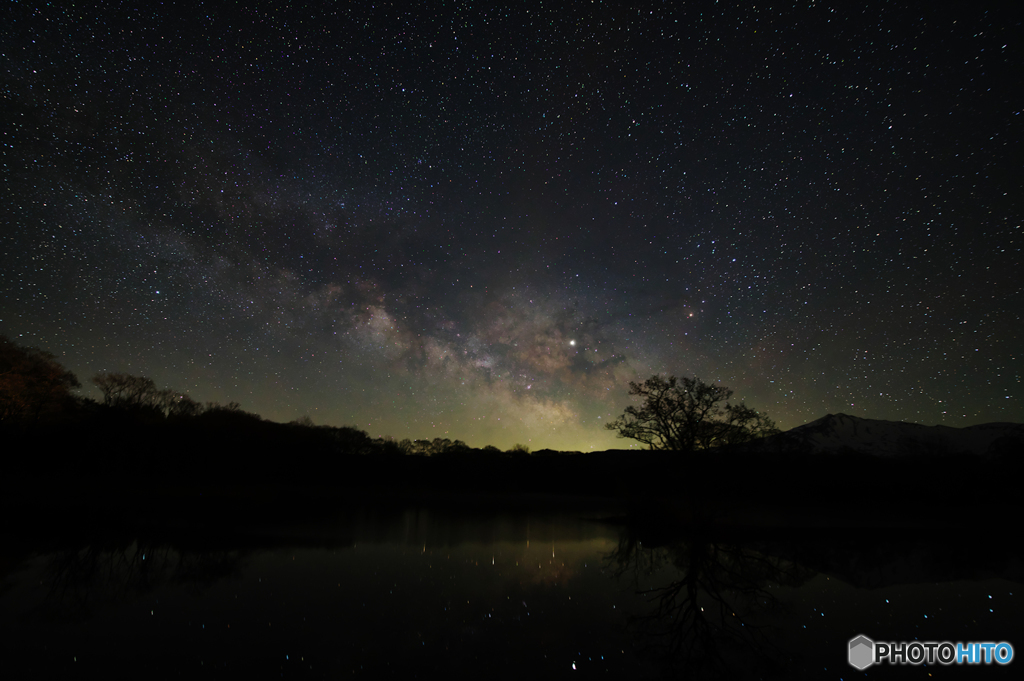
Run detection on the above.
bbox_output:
[1,499,1019,679]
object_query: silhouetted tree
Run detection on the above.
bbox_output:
[607,522,812,678]
[606,375,778,452]
[429,438,453,455]
[165,392,203,418]
[0,335,81,423]
[91,372,217,421]
[44,540,244,619]
[329,425,374,454]
[205,400,242,413]
[92,372,164,411]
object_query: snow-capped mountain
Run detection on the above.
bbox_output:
[756,413,1023,457]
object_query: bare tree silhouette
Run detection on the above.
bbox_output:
[606,375,778,452]
[0,335,80,423]
[607,524,813,678]
[42,540,245,621]
[91,373,164,411]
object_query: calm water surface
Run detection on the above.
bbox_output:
[1,504,1019,679]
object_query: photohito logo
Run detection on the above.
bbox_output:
[848,634,1013,669]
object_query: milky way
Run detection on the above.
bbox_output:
[2,1,1020,449]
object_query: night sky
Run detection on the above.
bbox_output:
[2,1,1021,450]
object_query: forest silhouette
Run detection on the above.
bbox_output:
[1,335,1018,530]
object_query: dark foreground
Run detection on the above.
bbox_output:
[3,418,1021,679]
[4,419,1021,534]
[4,404,1021,525]
[2,494,1020,681]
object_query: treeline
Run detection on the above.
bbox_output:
[0,335,81,424]
[0,335,570,488]
[3,335,1020,517]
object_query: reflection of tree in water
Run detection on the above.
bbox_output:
[608,526,815,679]
[42,539,243,620]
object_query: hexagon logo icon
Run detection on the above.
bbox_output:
[848,634,874,670]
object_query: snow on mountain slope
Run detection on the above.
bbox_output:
[765,413,1023,456]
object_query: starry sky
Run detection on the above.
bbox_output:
[2,1,1021,450]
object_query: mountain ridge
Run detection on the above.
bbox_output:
[752,413,1024,457]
